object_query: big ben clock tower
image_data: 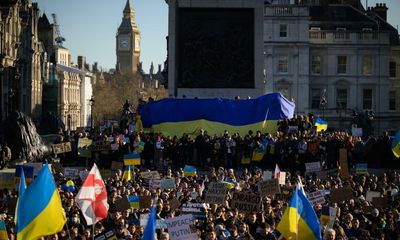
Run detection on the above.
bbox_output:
[116,0,141,76]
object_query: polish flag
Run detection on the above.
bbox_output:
[76,164,109,225]
[274,164,281,180]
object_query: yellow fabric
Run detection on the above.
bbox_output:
[145,119,278,138]
[276,207,318,240]
[241,156,251,165]
[252,151,264,162]
[17,191,66,240]
[315,123,327,132]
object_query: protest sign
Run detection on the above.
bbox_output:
[339,148,349,178]
[94,229,117,240]
[91,141,111,152]
[141,171,161,179]
[161,179,176,189]
[366,191,381,202]
[182,203,208,218]
[140,214,167,229]
[331,187,353,203]
[52,142,72,154]
[262,171,272,181]
[258,179,281,197]
[140,196,152,209]
[52,163,64,174]
[315,171,328,180]
[79,170,89,181]
[356,163,368,175]
[0,172,15,189]
[166,214,197,240]
[169,198,181,211]
[372,197,389,208]
[111,161,124,171]
[231,192,261,213]
[321,206,337,229]
[351,125,363,137]
[64,168,80,179]
[278,172,286,185]
[205,182,226,205]
[149,179,162,190]
[78,138,92,158]
[305,162,321,173]
[307,190,326,205]
[116,196,131,212]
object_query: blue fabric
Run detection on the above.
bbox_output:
[139,93,295,128]
[143,207,156,240]
[315,118,327,125]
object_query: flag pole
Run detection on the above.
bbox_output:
[65,220,72,240]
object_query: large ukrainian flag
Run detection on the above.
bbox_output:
[16,164,66,240]
[392,130,400,158]
[277,187,322,240]
[138,93,295,137]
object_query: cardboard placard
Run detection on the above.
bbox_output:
[140,196,152,209]
[366,191,380,202]
[258,179,281,197]
[305,162,321,173]
[140,171,161,180]
[339,148,349,178]
[169,198,181,211]
[307,190,326,205]
[166,214,197,240]
[331,187,353,203]
[205,182,226,205]
[111,161,124,171]
[116,196,131,212]
[149,179,162,190]
[52,142,72,154]
[231,192,261,213]
[372,197,389,208]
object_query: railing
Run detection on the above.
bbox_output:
[309,30,389,44]
[264,6,309,17]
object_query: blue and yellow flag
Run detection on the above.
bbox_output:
[183,165,196,177]
[277,187,322,240]
[128,196,140,209]
[61,180,75,192]
[138,93,295,137]
[14,165,33,185]
[122,166,133,181]
[0,218,8,240]
[124,153,141,166]
[392,131,400,158]
[15,169,26,224]
[16,163,66,240]
[315,118,328,132]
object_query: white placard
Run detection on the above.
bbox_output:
[327,207,337,229]
[278,172,286,185]
[64,168,80,179]
[149,179,162,190]
[262,171,272,181]
[307,190,326,205]
[166,214,197,240]
[305,162,321,173]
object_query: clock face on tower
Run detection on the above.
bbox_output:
[135,35,140,52]
[119,36,130,50]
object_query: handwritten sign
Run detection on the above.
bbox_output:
[64,168,80,179]
[278,172,286,185]
[205,182,226,205]
[305,162,321,173]
[166,214,197,240]
[331,187,353,203]
[140,171,161,180]
[307,190,325,205]
[52,142,72,154]
[149,179,162,190]
[258,179,281,197]
[182,203,208,218]
[161,179,176,189]
[231,192,261,213]
[366,191,380,202]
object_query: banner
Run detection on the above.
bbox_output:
[166,214,197,240]
[258,179,281,197]
[205,182,226,205]
[231,192,261,213]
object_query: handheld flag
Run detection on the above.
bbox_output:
[274,164,281,180]
[315,118,328,132]
[143,207,156,240]
[0,218,8,240]
[128,196,139,209]
[183,165,196,177]
[15,169,26,224]
[277,187,322,240]
[124,153,141,166]
[122,166,133,181]
[76,164,109,225]
[16,163,66,240]
[392,131,400,158]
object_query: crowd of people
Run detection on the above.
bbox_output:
[0,114,399,240]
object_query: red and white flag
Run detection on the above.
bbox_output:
[76,164,109,225]
[274,164,281,180]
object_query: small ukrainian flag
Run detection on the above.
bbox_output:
[183,165,196,177]
[0,218,8,240]
[392,130,400,158]
[315,118,328,132]
[128,195,140,209]
[122,166,133,181]
[124,153,141,166]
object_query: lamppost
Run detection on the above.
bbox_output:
[319,89,327,119]
[89,97,95,129]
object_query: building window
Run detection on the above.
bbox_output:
[362,56,373,75]
[390,61,397,78]
[278,87,289,99]
[337,56,347,74]
[336,88,347,109]
[389,91,396,110]
[363,89,373,110]
[278,56,288,73]
[311,56,321,74]
[310,88,321,109]
[280,24,288,38]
